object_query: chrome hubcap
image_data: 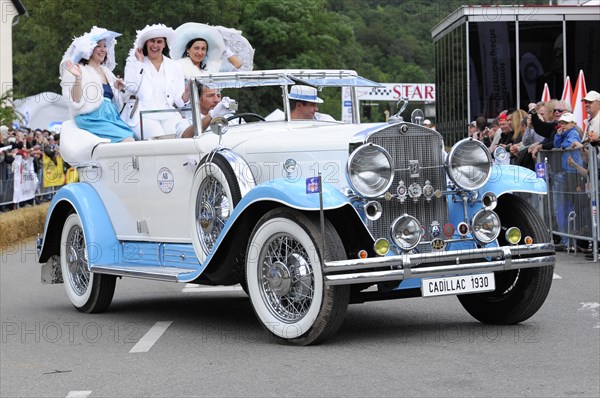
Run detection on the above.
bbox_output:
[266,261,292,297]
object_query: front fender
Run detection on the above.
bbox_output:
[179,179,357,283]
[236,178,350,211]
[481,164,547,196]
[447,164,546,240]
[38,183,119,266]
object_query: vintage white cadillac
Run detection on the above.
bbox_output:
[38,70,555,345]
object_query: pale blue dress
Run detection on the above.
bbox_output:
[75,84,134,143]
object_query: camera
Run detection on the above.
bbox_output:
[528,108,537,115]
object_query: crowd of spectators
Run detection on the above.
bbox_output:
[467,91,600,257]
[0,125,61,212]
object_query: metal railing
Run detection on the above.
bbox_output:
[0,161,61,209]
[538,145,599,261]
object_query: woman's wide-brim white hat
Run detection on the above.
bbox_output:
[134,23,176,51]
[171,22,225,72]
[59,26,121,75]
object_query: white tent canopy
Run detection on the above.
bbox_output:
[13,92,69,131]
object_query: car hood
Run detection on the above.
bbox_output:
[197,121,387,155]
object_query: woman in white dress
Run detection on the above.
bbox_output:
[122,24,189,139]
[60,27,134,142]
[171,22,243,80]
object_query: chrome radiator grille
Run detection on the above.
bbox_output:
[366,124,448,252]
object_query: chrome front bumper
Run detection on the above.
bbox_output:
[323,243,555,285]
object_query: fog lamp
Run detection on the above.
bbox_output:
[471,210,501,244]
[358,249,368,259]
[374,238,390,256]
[390,215,422,250]
[524,236,534,245]
[505,227,521,245]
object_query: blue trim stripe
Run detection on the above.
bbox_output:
[289,93,322,102]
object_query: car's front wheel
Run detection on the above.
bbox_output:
[458,194,554,324]
[60,213,116,313]
[246,208,350,345]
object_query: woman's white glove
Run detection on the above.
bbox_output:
[209,97,236,118]
[223,47,235,59]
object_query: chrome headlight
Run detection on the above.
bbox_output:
[471,210,501,244]
[445,139,492,191]
[347,144,394,198]
[390,215,422,250]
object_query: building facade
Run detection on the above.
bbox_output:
[432,4,600,144]
[0,0,26,98]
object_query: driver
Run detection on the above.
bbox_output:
[289,85,323,120]
[177,84,234,138]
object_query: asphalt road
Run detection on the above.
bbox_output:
[1,239,599,398]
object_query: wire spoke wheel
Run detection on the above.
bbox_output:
[65,223,90,296]
[259,234,315,323]
[197,172,231,253]
[247,208,350,345]
[193,154,242,257]
[60,213,116,313]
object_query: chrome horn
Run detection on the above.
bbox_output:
[481,191,497,210]
[364,201,383,221]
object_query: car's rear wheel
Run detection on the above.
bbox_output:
[458,194,554,324]
[246,208,350,345]
[193,153,242,255]
[60,213,116,313]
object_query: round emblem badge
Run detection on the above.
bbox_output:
[157,167,174,194]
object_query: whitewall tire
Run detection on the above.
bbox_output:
[246,208,349,345]
[60,213,115,313]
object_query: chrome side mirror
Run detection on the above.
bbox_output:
[210,116,229,136]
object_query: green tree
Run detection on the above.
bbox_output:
[0,89,23,127]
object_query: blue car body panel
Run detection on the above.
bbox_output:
[42,183,120,267]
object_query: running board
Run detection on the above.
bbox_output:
[90,264,196,282]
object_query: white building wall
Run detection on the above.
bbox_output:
[0,0,20,96]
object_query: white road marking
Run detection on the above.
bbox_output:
[129,321,173,353]
[182,284,243,293]
[578,302,600,328]
[553,273,562,279]
[66,392,92,398]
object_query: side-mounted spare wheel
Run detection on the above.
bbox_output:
[191,153,242,258]
[458,194,554,324]
[246,208,350,345]
[60,213,116,313]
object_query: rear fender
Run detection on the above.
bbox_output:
[37,183,119,266]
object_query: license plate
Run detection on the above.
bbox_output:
[421,273,495,297]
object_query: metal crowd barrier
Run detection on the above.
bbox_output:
[0,161,61,210]
[539,145,599,262]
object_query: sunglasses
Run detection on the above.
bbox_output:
[554,109,566,113]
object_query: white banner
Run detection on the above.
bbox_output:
[13,155,38,203]
[354,83,435,102]
[341,83,435,123]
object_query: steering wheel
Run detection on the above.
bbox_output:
[227,113,266,124]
